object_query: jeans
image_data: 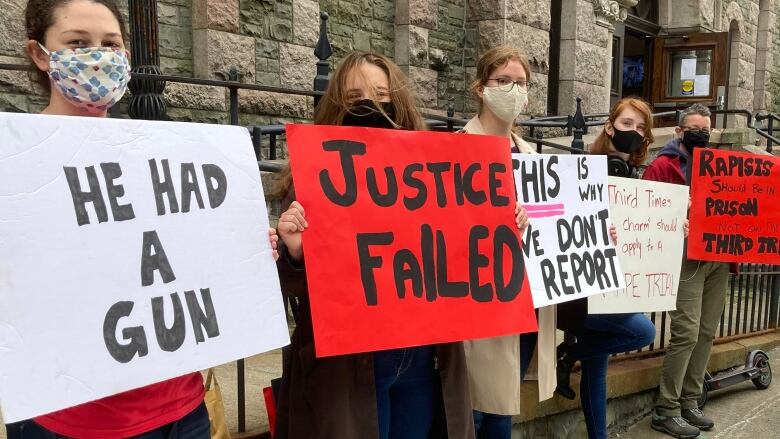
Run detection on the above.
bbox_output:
[374,345,440,439]
[569,313,655,439]
[472,411,511,439]
[5,403,210,439]
[472,332,538,439]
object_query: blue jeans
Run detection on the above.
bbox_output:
[472,411,511,439]
[472,332,538,439]
[5,402,210,439]
[569,313,655,439]
[374,345,440,439]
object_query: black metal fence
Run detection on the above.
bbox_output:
[638,264,780,356]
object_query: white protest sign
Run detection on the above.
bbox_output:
[588,177,689,313]
[0,113,290,422]
[514,154,625,308]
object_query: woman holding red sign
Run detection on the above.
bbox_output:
[459,45,557,439]
[553,97,659,439]
[273,51,473,439]
[274,51,532,439]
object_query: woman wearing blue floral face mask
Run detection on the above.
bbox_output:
[25,0,131,117]
[4,1,211,439]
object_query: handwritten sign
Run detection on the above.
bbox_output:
[286,124,537,357]
[588,177,689,313]
[688,148,780,264]
[0,113,289,422]
[514,154,625,307]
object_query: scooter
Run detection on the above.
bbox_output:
[697,350,772,408]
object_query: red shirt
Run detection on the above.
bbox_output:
[642,153,686,185]
[34,373,204,439]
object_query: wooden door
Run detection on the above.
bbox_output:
[651,33,729,109]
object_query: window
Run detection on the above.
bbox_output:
[666,49,714,98]
[651,33,727,106]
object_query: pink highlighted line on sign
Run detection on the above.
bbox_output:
[525,203,565,218]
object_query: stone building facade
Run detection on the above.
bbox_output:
[2,0,780,133]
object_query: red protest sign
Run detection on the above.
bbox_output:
[688,148,780,264]
[286,124,537,357]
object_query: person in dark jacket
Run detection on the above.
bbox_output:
[644,103,733,439]
[555,97,658,439]
[271,51,484,439]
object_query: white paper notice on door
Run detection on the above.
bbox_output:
[694,74,710,96]
[680,58,697,80]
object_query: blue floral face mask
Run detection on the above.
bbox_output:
[38,44,131,113]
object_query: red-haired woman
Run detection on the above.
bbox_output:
[554,97,658,439]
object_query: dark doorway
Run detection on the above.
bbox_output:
[621,30,651,100]
[610,0,661,108]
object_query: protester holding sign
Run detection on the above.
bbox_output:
[2,1,211,438]
[272,52,479,439]
[554,98,657,439]
[644,103,732,438]
[459,45,556,439]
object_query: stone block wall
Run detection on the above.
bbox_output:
[0,0,47,113]
[159,0,193,76]
[722,0,759,126]
[321,0,395,60]
[7,1,780,124]
[429,0,469,113]
[765,0,780,113]
[465,0,552,116]
[0,0,508,122]
[557,0,610,115]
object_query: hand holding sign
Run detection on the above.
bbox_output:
[269,228,280,261]
[515,202,530,235]
[278,200,308,261]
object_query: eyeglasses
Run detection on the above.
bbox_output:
[681,126,711,135]
[487,78,531,92]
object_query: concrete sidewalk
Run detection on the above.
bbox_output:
[617,345,780,439]
[2,345,777,439]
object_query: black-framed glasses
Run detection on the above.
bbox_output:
[681,126,711,135]
[487,78,530,92]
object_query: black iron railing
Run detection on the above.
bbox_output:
[755,112,780,152]
[645,265,780,352]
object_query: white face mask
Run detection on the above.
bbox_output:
[482,85,528,122]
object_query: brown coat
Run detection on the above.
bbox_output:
[274,195,475,439]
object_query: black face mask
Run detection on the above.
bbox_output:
[681,130,710,155]
[609,127,645,154]
[341,99,397,129]
[607,155,638,178]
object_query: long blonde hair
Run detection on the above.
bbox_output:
[272,51,425,198]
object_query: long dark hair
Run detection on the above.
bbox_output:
[25,0,128,92]
[271,51,425,199]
